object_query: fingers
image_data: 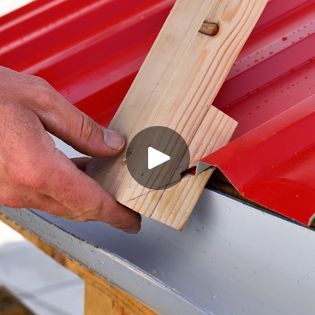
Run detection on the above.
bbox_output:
[46,150,141,233]
[25,195,74,218]
[0,185,72,218]
[26,77,125,157]
[0,68,139,233]
[0,68,125,157]
[71,157,92,172]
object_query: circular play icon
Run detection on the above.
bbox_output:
[126,126,190,190]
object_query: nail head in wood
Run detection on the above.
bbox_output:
[199,21,219,36]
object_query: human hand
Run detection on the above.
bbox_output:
[0,66,141,233]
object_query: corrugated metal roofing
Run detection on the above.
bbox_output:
[0,0,314,226]
[207,0,315,226]
[0,0,174,125]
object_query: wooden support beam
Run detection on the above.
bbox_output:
[0,214,157,315]
[0,286,34,315]
[87,0,268,229]
[84,281,156,315]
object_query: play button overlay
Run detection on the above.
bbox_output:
[148,147,170,170]
[126,126,190,190]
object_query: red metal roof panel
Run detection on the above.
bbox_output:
[0,0,314,226]
[205,95,315,225]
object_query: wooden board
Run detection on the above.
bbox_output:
[87,0,267,229]
[0,286,34,315]
[84,280,156,315]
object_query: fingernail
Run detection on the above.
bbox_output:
[104,129,125,150]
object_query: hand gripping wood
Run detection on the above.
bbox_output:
[87,0,268,229]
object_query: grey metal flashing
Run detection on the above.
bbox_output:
[2,189,315,315]
[196,161,212,175]
[0,206,208,315]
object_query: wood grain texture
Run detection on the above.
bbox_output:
[84,280,156,315]
[87,0,267,229]
[0,215,157,315]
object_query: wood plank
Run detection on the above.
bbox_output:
[84,280,156,315]
[87,0,267,229]
[0,214,157,315]
[0,286,34,315]
[85,282,124,315]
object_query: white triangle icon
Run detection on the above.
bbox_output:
[148,147,171,170]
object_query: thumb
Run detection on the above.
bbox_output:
[32,83,125,157]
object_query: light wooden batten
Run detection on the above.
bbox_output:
[87,0,268,229]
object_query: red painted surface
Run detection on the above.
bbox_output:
[0,0,314,226]
[0,0,174,125]
[205,95,315,225]
[207,0,315,226]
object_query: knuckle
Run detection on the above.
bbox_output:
[31,76,55,106]
[36,89,55,107]
[30,75,49,88]
[26,172,45,189]
[76,207,103,222]
[69,201,104,222]
[8,165,45,190]
[78,112,97,142]
[24,171,45,189]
